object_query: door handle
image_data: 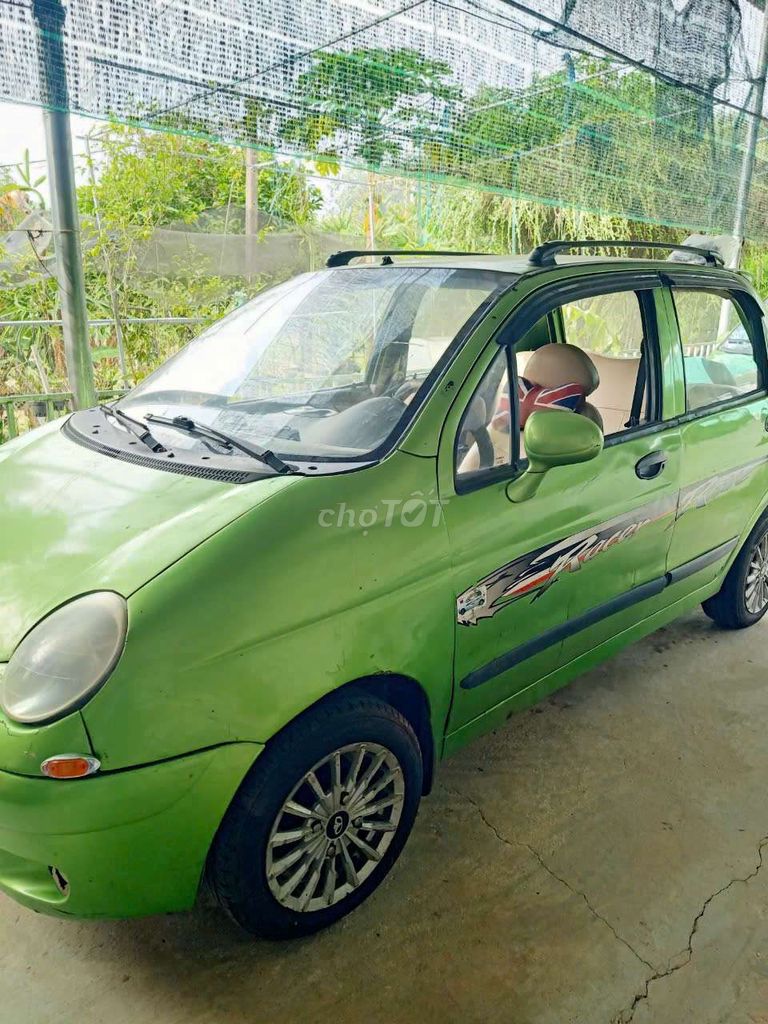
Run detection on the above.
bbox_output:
[635,451,667,480]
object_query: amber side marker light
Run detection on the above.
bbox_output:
[41,755,101,780]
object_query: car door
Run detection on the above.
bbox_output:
[439,271,682,744]
[662,277,768,593]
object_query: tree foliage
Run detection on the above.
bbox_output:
[2,45,767,417]
[78,125,322,231]
[282,48,459,166]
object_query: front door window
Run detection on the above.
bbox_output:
[559,289,657,436]
[456,348,513,480]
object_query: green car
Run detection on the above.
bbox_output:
[3,239,768,938]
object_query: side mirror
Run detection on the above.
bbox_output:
[506,409,603,503]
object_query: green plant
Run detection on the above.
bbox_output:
[282,48,459,168]
[78,125,322,231]
[0,149,46,210]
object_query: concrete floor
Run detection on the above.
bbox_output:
[4,609,768,1024]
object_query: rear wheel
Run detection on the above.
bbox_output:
[208,691,423,938]
[702,514,768,629]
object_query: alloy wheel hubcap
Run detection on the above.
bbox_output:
[265,742,405,913]
[745,532,768,614]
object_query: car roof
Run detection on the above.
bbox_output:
[333,253,737,277]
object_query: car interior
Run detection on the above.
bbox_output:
[458,283,765,480]
[514,306,652,437]
[458,302,654,474]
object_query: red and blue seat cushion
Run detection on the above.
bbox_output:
[492,376,586,432]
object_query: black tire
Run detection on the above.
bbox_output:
[702,512,768,629]
[208,690,423,939]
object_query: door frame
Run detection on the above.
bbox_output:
[656,277,768,592]
[656,275,768,425]
[439,268,684,715]
[438,267,675,503]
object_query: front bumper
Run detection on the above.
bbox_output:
[0,742,261,919]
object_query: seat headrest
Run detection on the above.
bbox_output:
[524,343,599,396]
[580,401,604,431]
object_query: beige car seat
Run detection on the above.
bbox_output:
[584,351,642,435]
[685,358,740,410]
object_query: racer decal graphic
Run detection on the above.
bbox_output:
[676,456,768,519]
[456,454,768,627]
[457,497,676,626]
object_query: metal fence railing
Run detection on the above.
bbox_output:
[0,318,205,328]
[0,391,127,443]
[0,315,205,394]
[0,314,207,444]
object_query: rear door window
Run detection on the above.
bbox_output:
[671,289,763,411]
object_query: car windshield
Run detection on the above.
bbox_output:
[120,266,509,462]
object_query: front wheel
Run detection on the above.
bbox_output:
[208,691,423,938]
[703,513,768,629]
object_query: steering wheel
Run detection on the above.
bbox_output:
[471,426,495,470]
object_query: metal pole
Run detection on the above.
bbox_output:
[245,147,260,281]
[729,4,768,268]
[84,132,128,384]
[366,172,376,250]
[32,0,95,409]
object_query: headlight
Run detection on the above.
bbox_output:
[1,592,127,725]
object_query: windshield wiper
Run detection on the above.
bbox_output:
[144,413,296,475]
[99,404,168,454]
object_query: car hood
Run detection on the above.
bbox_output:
[0,420,297,659]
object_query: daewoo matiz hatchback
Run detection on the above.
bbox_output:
[2,239,767,937]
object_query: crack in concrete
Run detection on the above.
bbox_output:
[442,784,656,973]
[442,783,768,1024]
[614,834,768,1024]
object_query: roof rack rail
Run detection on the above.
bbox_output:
[326,249,492,267]
[528,239,724,268]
